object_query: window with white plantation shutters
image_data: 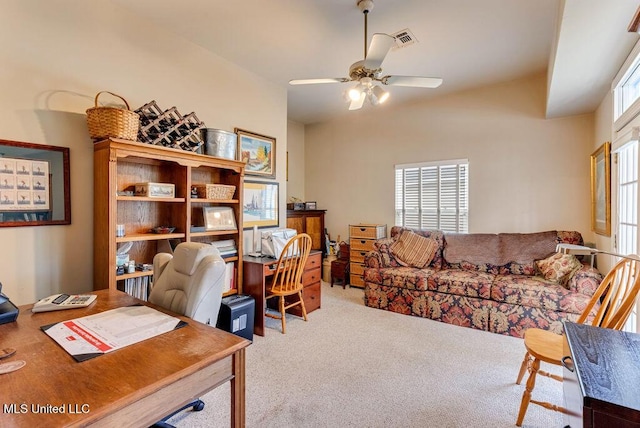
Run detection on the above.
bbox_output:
[615,140,639,333]
[395,159,469,232]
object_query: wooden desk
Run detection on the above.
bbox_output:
[243,251,322,336]
[0,289,250,427]
[563,322,640,427]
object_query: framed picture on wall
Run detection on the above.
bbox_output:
[0,139,70,227]
[242,180,279,229]
[590,141,611,236]
[235,128,276,179]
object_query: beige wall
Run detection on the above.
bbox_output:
[286,120,305,202]
[593,90,615,272]
[305,73,595,242]
[0,0,287,305]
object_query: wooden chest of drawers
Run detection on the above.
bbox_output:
[349,224,386,288]
[272,250,322,316]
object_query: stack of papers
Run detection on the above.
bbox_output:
[42,305,186,362]
[211,239,237,258]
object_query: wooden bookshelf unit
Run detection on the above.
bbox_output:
[93,138,245,296]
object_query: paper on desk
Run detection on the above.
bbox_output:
[41,305,186,362]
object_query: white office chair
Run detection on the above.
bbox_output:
[148,241,226,427]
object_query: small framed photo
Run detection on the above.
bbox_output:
[305,201,317,210]
[203,206,237,231]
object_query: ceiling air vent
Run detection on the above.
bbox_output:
[391,28,418,50]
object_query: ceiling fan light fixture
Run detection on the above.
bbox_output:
[372,85,389,104]
[348,83,364,101]
[290,0,442,112]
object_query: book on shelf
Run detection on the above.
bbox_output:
[223,262,236,292]
[211,239,237,258]
[123,275,150,301]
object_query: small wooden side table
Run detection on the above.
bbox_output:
[331,259,349,288]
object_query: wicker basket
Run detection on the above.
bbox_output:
[194,184,236,200]
[86,91,140,141]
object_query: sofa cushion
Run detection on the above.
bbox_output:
[443,233,500,266]
[364,283,494,332]
[443,231,558,273]
[536,253,583,288]
[429,269,493,299]
[567,266,602,296]
[499,231,558,263]
[489,303,581,338]
[390,227,445,269]
[363,266,434,292]
[490,274,593,314]
[390,230,438,268]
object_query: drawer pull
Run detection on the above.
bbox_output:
[561,356,574,372]
[360,240,366,244]
[360,228,366,232]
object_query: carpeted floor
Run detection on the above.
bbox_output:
[169,281,563,428]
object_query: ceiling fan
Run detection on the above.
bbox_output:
[289,0,443,110]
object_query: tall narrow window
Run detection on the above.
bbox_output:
[615,141,639,333]
[613,40,640,131]
[395,159,469,232]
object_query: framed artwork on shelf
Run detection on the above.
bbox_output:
[235,128,276,179]
[590,141,611,236]
[203,206,237,231]
[243,180,278,229]
[0,139,70,227]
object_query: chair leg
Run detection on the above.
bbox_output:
[298,291,308,321]
[516,352,531,385]
[279,296,286,334]
[151,399,205,427]
[516,356,540,427]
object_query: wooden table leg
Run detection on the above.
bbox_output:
[231,347,246,428]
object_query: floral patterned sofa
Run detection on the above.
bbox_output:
[363,227,603,338]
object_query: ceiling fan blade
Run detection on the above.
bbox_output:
[348,93,366,110]
[363,33,396,70]
[289,78,350,85]
[382,75,443,88]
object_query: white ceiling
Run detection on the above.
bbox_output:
[112,0,640,125]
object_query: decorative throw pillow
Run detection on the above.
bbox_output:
[535,253,583,288]
[390,230,438,269]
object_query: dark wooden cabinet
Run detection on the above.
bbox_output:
[286,209,326,255]
[563,322,640,428]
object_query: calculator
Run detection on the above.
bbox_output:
[32,294,97,313]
